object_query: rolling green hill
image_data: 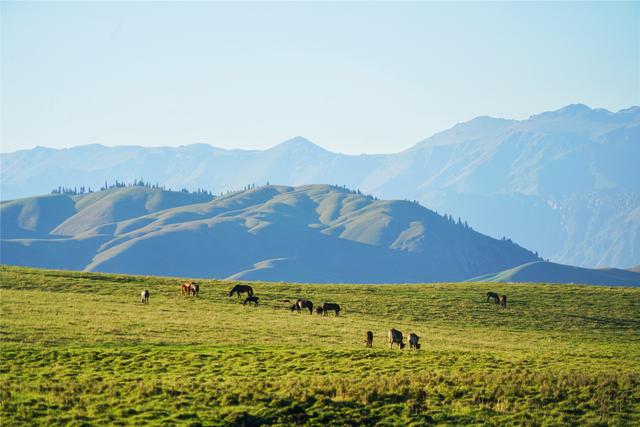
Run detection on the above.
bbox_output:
[1,265,638,425]
[470,261,640,287]
[0,185,540,282]
[0,187,213,238]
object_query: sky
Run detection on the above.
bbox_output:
[1,1,638,154]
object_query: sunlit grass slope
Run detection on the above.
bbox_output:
[1,265,639,425]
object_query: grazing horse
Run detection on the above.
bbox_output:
[322,303,340,316]
[140,290,150,304]
[181,283,192,296]
[486,292,500,304]
[189,283,200,297]
[499,295,507,307]
[229,284,253,298]
[388,328,405,349]
[291,299,314,314]
[243,296,259,306]
[408,333,421,350]
[315,307,324,315]
[364,331,373,348]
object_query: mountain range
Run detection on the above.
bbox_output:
[2,104,639,269]
[1,185,542,283]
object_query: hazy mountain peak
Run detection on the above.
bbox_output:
[556,103,593,114]
[527,103,619,122]
[269,136,328,153]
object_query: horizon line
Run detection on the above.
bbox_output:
[2,102,638,155]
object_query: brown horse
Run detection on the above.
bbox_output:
[291,299,313,314]
[229,284,253,298]
[181,281,198,297]
[364,331,373,348]
[181,282,192,296]
[499,295,507,307]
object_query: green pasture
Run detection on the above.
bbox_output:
[1,265,639,425]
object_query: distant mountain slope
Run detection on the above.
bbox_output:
[2,104,638,268]
[0,187,213,239]
[470,261,640,287]
[0,185,540,283]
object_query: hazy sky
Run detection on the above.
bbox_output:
[1,1,638,154]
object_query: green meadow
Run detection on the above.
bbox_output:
[1,265,639,426]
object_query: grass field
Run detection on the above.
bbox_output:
[1,265,639,426]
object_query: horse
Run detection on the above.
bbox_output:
[181,283,192,296]
[388,328,405,349]
[315,307,324,315]
[291,299,313,314]
[499,295,507,307]
[486,292,500,304]
[189,283,200,297]
[364,331,373,348]
[229,284,253,298]
[243,296,259,306]
[322,303,340,316]
[140,290,149,304]
[408,333,421,350]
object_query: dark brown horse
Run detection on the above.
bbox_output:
[315,307,324,315]
[243,296,259,306]
[364,331,373,348]
[229,284,253,298]
[408,333,421,349]
[486,292,500,304]
[322,303,340,316]
[291,299,313,314]
[499,295,507,307]
[388,328,405,349]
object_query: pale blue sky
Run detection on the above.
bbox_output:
[1,1,638,154]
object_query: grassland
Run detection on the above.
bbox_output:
[1,265,639,426]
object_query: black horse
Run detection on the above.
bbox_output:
[243,296,259,306]
[322,302,340,316]
[229,284,253,298]
[486,292,500,304]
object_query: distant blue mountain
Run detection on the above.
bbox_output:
[2,104,638,268]
[0,185,539,283]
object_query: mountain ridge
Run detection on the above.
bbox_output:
[2,104,638,269]
[3,104,637,156]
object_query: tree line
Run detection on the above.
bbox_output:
[51,179,214,197]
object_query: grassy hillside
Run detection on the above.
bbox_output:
[1,185,540,282]
[0,187,214,239]
[1,265,639,425]
[470,261,640,287]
